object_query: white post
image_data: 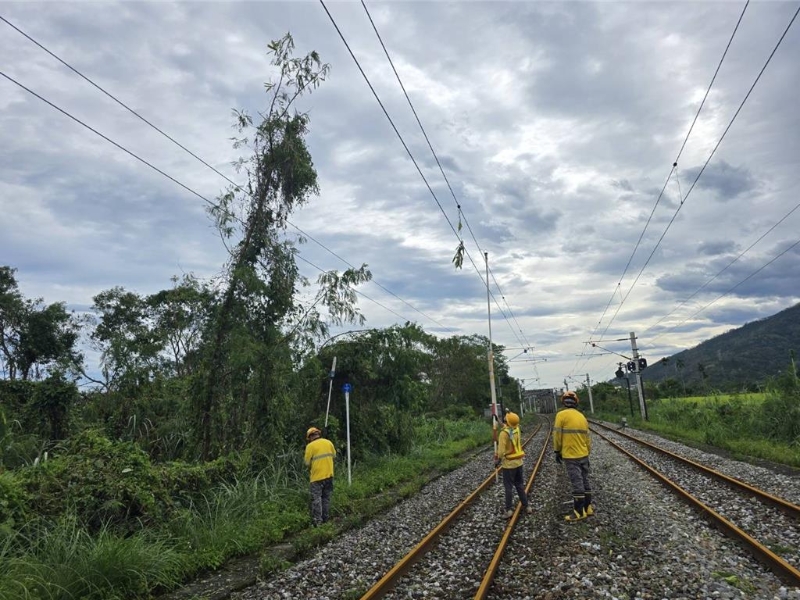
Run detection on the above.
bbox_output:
[485,253,499,480]
[586,373,594,414]
[518,381,524,417]
[345,387,352,486]
[324,356,337,428]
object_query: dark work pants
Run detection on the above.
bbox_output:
[502,466,528,510]
[565,457,591,496]
[310,477,334,525]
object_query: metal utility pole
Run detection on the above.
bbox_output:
[485,253,499,476]
[518,379,524,417]
[629,332,648,420]
[585,373,594,414]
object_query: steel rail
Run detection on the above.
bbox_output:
[473,420,551,599]
[590,420,800,516]
[359,422,544,600]
[594,427,800,586]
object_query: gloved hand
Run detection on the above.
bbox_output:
[554,451,562,464]
[494,456,502,469]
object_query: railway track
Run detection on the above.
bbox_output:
[591,421,800,586]
[234,417,800,599]
[360,423,551,600]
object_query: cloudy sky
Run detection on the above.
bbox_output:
[1,1,799,390]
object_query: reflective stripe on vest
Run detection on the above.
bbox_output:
[504,426,525,459]
[310,452,335,462]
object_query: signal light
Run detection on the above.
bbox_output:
[638,357,648,370]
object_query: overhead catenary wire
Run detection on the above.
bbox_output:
[601,1,799,341]
[570,0,751,377]
[319,0,529,350]
[0,71,439,329]
[647,237,800,346]
[574,1,798,380]
[360,0,539,359]
[0,14,454,335]
[641,196,800,339]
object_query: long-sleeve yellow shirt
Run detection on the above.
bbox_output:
[304,438,336,482]
[553,408,591,459]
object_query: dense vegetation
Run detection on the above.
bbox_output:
[0,36,523,600]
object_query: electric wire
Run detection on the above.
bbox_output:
[602,1,798,343]
[294,253,414,323]
[570,0,751,377]
[647,236,800,346]
[319,0,527,349]
[642,197,800,339]
[0,14,454,334]
[0,71,435,329]
[574,2,797,380]
[360,0,539,367]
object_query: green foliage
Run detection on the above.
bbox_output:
[290,523,336,559]
[0,471,28,533]
[258,552,291,577]
[19,430,169,532]
[30,373,78,442]
[0,266,82,382]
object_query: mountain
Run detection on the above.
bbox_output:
[630,302,800,391]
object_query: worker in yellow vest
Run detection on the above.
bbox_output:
[553,391,593,522]
[304,426,336,526]
[495,412,532,518]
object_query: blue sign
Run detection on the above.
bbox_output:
[342,383,352,393]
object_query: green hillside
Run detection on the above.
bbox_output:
[636,302,800,391]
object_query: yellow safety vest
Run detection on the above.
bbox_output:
[502,426,525,460]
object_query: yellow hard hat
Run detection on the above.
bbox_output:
[505,412,520,426]
[561,391,579,407]
[306,427,321,440]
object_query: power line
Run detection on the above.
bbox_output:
[0,70,220,211]
[0,15,240,194]
[607,1,798,336]
[0,70,438,331]
[0,14,454,335]
[571,1,750,377]
[648,237,800,344]
[360,0,538,359]
[288,222,455,332]
[294,253,414,323]
[319,0,528,350]
[574,1,797,376]
[642,197,800,339]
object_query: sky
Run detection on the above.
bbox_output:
[1,1,799,391]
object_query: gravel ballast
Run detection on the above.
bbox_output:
[233,421,800,599]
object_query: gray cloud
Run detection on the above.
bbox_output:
[2,1,799,388]
[682,160,759,202]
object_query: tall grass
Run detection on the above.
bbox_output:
[632,384,800,467]
[0,516,185,600]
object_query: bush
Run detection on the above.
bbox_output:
[18,429,170,532]
[0,471,28,532]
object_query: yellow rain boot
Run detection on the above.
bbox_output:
[564,495,587,522]
[564,507,587,522]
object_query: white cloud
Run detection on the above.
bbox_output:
[1,1,799,391]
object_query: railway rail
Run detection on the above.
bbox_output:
[592,421,800,586]
[361,422,550,600]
